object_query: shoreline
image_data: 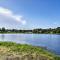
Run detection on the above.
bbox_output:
[0,42,60,60]
[0,33,60,35]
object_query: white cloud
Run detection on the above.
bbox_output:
[0,7,26,25]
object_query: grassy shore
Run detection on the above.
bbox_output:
[0,42,60,60]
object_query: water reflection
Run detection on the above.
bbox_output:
[0,34,60,55]
[0,34,5,41]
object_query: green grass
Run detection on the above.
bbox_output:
[0,42,60,60]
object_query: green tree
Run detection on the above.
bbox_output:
[2,27,5,33]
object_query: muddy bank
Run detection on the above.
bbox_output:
[0,42,59,60]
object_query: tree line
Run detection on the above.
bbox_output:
[0,27,60,34]
[33,27,60,34]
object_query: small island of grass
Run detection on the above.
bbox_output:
[0,42,60,60]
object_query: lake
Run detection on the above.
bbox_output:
[0,34,60,55]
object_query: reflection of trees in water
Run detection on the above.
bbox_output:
[1,34,5,41]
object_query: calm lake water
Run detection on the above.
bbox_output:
[0,34,60,55]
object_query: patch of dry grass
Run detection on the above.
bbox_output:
[0,42,59,60]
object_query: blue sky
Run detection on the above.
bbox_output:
[0,0,60,29]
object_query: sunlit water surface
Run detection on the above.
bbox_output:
[0,34,60,55]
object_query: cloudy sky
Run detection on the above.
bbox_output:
[0,0,60,29]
